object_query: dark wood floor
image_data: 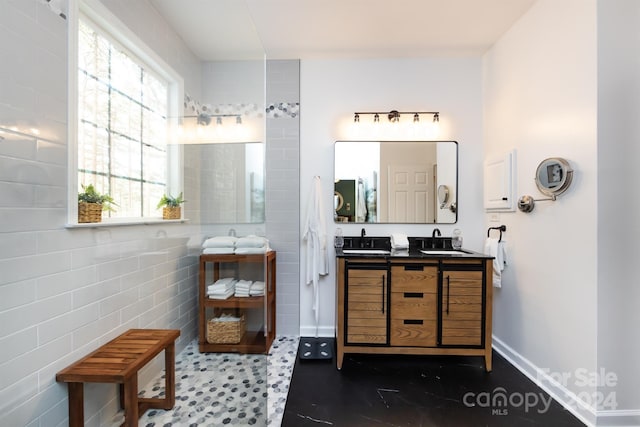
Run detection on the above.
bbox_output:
[282,341,586,427]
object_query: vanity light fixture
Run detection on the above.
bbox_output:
[187,112,243,127]
[353,110,440,124]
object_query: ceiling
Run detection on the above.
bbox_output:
[150,0,537,61]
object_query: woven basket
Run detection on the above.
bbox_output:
[163,206,181,220]
[207,313,246,344]
[78,202,102,223]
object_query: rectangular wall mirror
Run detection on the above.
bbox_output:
[334,140,458,224]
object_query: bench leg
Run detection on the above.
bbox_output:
[67,382,84,427]
[122,376,138,427]
[164,341,176,409]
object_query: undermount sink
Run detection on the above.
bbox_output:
[420,250,469,255]
[342,249,391,255]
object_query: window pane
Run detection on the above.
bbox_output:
[111,91,142,138]
[78,121,109,175]
[144,183,166,217]
[143,145,165,183]
[111,49,142,102]
[111,133,141,179]
[110,176,141,218]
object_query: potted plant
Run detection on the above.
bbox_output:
[157,192,185,220]
[78,184,116,223]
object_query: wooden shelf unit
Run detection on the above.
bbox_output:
[198,251,276,354]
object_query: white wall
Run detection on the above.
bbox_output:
[299,57,484,337]
[483,0,598,424]
[597,0,640,422]
[0,1,203,426]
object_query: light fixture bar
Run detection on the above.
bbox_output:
[354,110,440,123]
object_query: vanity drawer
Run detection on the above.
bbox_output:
[391,265,437,293]
[391,292,437,319]
[390,319,437,347]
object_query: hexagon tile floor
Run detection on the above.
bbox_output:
[135,336,299,427]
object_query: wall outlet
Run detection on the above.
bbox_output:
[489,213,501,223]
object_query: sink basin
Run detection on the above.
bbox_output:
[342,249,391,255]
[420,250,469,255]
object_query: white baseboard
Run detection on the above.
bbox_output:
[299,325,334,338]
[596,410,640,427]
[493,335,640,427]
[492,335,596,426]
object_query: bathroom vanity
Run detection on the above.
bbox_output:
[335,239,493,371]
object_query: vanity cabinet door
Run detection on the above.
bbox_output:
[390,265,438,347]
[440,270,483,346]
[346,267,388,345]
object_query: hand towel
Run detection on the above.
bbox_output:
[202,236,238,248]
[484,237,507,287]
[236,236,269,248]
[390,233,409,250]
[302,176,329,333]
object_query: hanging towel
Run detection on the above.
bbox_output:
[302,176,329,333]
[484,237,507,288]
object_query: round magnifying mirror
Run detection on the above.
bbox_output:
[535,157,573,197]
[334,191,344,211]
[437,185,449,208]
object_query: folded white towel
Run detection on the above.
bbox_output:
[390,233,409,249]
[212,277,236,286]
[202,247,235,255]
[235,236,268,248]
[250,281,265,290]
[234,247,268,254]
[202,236,238,248]
[484,237,507,288]
[208,289,235,299]
[208,282,236,294]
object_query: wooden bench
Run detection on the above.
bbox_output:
[56,329,180,427]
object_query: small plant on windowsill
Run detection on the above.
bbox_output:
[78,184,117,223]
[157,192,185,220]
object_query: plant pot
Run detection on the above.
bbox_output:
[163,206,181,220]
[78,202,102,223]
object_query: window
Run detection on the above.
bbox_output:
[69,0,183,224]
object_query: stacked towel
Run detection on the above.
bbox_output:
[249,281,265,296]
[207,277,237,300]
[202,236,237,248]
[390,233,409,250]
[234,279,252,297]
[201,235,270,255]
[203,247,234,255]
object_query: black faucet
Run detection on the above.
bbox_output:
[360,228,366,248]
[431,228,441,248]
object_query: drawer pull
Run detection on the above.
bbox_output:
[404,319,423,325]
[404,265,424,271]
[403,292,423,298]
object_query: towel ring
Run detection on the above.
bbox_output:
[487,225,506,242]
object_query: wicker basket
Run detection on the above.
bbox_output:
[163,206,181,220]
[78,202,102,223]
[207,313,246,344]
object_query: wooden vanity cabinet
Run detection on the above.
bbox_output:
[336,256,493,372]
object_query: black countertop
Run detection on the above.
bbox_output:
[336,248,493,259]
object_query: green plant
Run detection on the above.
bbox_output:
[78,184,117,211]
[157,192,185,209]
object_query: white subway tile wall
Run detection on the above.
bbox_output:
[0,1,203,426]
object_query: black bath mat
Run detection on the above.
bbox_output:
[298,337,333,360]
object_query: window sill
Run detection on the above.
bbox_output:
[65,218,190,228]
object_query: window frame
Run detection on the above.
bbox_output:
[67,0,184,226]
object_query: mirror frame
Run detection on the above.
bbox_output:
[535,157,573,197]
[334,140,458,224]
